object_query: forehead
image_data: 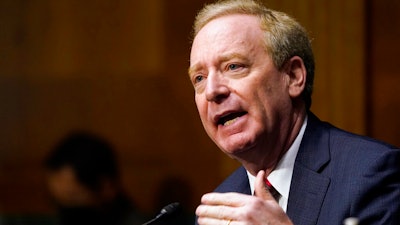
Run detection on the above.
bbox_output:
[190,14,264,59]
[196,13,262,38]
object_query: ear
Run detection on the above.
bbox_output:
[284,56,306,98]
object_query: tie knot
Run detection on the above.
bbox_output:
[264,178,281,201]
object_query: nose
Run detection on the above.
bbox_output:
[205,73,230,103]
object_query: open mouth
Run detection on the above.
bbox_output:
[218,112,247,126]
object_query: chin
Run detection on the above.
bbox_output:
[220,140,254,156]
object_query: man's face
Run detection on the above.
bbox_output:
[189,14,293,157]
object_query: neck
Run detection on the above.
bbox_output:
[238,109,306,176]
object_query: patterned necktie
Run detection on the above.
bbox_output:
[265,178,281,202]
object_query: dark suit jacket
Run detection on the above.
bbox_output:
[197,112,400,225]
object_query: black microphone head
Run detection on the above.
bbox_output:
[159,202,181,216]
[142,202,182,225]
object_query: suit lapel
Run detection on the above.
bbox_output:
[287,163,330,225]
[214,166,251,195]
[287,113,331,225]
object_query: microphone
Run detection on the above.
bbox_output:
[142,202,181,225]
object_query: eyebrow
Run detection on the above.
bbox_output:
[220,53,247,62]
[188,63,202,77]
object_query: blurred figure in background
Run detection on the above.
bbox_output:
[43,131,145,225]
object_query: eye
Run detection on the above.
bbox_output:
[228,63,241,71]
[193,74,205,84]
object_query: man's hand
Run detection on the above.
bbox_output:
[195,170,293,225]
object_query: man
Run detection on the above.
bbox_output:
[44,131,146,225]
[188,0,400,224]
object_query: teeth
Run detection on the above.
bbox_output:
[223,117,238,126]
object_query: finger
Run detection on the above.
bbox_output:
[201,192,251,206]
[196,204,235,219]
[254,170,275,200]
[197,193,248,219]
[197,217,233,225]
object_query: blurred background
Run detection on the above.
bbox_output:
[0,0,399,223]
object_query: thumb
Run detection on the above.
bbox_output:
[254,170,275,201]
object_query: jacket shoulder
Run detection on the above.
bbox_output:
[214,166,251,194]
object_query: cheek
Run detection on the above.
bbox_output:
[194,96,203,112]
[195,96,208,122]
[195,96,216,134]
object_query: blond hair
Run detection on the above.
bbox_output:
[192,0,315,109]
